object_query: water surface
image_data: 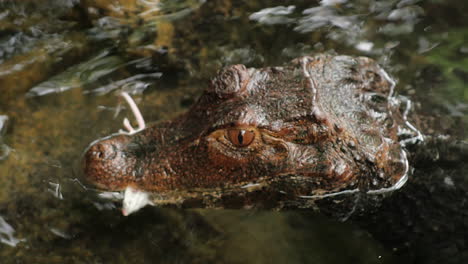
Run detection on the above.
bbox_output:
[0,0,467,263]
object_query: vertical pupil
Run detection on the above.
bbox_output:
[238,130,245,145]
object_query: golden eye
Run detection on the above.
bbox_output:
[227,129,255,147]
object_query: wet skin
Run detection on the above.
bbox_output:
[83,54,411,209]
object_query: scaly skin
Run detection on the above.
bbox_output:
[83,54,413,211]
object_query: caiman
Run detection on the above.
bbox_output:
[82,54,422,216]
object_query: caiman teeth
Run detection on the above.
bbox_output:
[94,187,152,216]
[122,186,152,216]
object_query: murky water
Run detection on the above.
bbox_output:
[0,0,466,263]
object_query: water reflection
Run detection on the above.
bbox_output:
[249,6,296,25]
[48,182,64,200]
[0,216,25,247]
[27,51,162,97]
[248,0,428,57]
[249,4,360,33]
[0,115,10,161]
[295,6,358,33]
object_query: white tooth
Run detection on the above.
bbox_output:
[122,186,151,216]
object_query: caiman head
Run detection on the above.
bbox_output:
[83,54,410,210]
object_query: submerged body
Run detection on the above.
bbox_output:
[83,54,416,212]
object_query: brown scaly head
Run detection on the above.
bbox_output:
[83,54,411,211]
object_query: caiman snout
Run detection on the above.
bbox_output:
[83,135,136,191]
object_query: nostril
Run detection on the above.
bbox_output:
[89,143,117,161]
[95,150,104,159]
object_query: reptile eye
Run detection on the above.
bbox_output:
[227,129,255,147]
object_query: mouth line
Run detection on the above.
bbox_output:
[93,176,349,205]
[92,179,270,206]
[92,170,407,211]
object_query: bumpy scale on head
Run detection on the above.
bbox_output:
[83,54,412,212]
